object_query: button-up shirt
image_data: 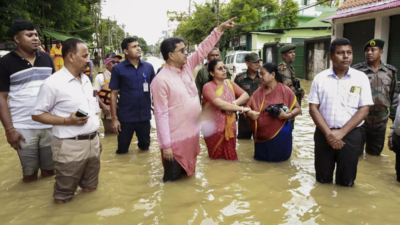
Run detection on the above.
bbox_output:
[109,59,155,122]
[32,67,100,138]
[308,67,374,128]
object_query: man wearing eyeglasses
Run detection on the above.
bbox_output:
[93,52,122,134]
[109,38,156,154]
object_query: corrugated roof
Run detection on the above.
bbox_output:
[297,11,336,28]
[338,0,384,10]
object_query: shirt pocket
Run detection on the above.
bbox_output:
[347,92,360,109]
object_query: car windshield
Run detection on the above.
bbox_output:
[236,53,247,63]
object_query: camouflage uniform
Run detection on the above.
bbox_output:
[234,71,262,139]
[278,60,303,130]
[196,63,232,103]
[352,62,399,155]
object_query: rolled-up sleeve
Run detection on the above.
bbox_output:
[32,81,56,115]
[308,75,320,104]
[150,78,172,149]
[359,74,374,107]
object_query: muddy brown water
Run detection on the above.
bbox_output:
[1,61,400,224]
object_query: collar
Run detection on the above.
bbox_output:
[11,49,41,60]
[123,58,143,67]
[366,61,388,72]
[105,69,111,76]
[165,63,183,75]
[244,71,260,79]
[61,66,89,84]
[330,67,351,78]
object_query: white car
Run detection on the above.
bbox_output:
[223,51,256,79]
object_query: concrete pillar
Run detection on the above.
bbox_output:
[332,21,344,40]
[374,16,390,63]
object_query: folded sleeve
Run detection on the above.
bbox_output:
[308,75,320,104]
[32,81,56,116]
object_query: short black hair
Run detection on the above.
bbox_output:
[55,40,61,44]
[330,38,352,54]
[11,19,35,37]
[207,59,223,82]
[121,37,138,51]
[160,37,184,61]
[62,38,85,58]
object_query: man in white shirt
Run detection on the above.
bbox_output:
[32,38,102,203]
[308,38,373,187]
[93,52,121,134]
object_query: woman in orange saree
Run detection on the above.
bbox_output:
[202,59,250,160]
[246,63,302,162]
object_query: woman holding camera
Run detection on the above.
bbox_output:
[245,63,301,162]
[202,59,250,160]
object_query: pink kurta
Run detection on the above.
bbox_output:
[150,28,223,176]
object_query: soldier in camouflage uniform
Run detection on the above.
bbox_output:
[278,44,305,130]
[352,39,399,156]
[234,52,262,139]
[195,47,232,104]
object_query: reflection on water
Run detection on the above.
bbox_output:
[1,78,400,225]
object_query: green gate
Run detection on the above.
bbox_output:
[277,44,304,79]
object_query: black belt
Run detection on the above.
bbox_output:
[66,131,98,140]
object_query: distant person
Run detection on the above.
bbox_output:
[0,19,55,183]
[195,47,232,104]
[353,39,399,156]
[157,63,165,74]
[32,38,102,203]
[50,40,63,71]
[93,52,122,134]
[109,37,156,154]
[84,59,94,83]
[246,63,301,162]
[308,38,373,187]
[278,44,305,131]
[202,59,249,160]
[234,52,262,139]
[151,17,236,182]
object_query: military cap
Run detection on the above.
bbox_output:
[280,44,296,53]
[245,52,262,62]
[364,39,384,51]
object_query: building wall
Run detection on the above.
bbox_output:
[251,29,331,52]
[332,7,400,63]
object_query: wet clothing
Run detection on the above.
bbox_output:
[51,135,101,201]
[50,46,63,71]
[116,121,151,153]
[110,59,155,123]
[0,50,55,177]
[353,62,398,155]
[254,121,292,162]
[195,63,232,102]
[314,127,361,187]
[234,71,262,139]
[308,67,373,186]
[151,28,223,180]
[202,80,244,160]
[246,83,296,162]
[15,128,53,176]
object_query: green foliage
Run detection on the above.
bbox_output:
[274,0,299,29]
[0,0,97,41]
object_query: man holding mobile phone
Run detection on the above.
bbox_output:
[32,38,102,203]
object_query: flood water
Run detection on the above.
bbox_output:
[1,58,400,225]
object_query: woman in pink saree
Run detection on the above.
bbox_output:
[202,60,250,160]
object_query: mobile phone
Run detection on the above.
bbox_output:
[76,109,88,117]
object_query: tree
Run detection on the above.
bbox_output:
[274,0,299,29]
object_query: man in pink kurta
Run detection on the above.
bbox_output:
[151,18,236,182]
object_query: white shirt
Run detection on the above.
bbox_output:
[93,70,111,92]
[32,66,100,138]
[308,67,374,128]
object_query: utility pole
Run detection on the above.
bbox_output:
[93,3,100,60]
[215,0,220,47]
[122,23,126,38]
[99,2,104,63]
[108,17,112,51]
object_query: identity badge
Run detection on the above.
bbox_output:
[143,73,149,92]
[350,86,361,94]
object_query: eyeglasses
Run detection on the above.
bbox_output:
[216,66,227,72]
[174,47,188,54]
[110,60,120,64]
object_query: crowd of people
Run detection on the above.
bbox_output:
[0,17,399,204]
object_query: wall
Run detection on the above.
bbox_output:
[332,7,400,63]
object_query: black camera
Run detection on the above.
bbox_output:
[265,103,284,118]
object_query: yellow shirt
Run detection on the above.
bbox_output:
[50,46,64,67]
